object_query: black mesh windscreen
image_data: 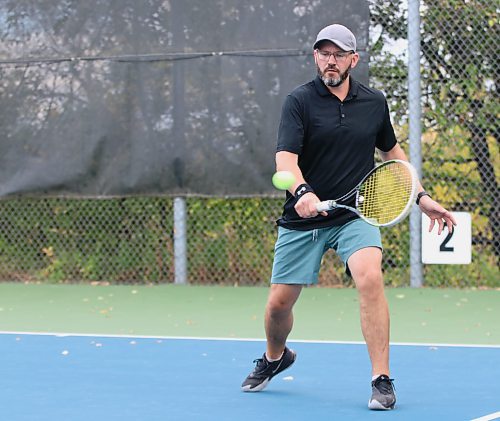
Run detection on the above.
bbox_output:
[0,0,369,196]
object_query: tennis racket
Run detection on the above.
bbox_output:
[315,159,419,227]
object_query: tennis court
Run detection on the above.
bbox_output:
[2,333,499,421]
[1,284,499,420]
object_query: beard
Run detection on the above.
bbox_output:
[318,64,351,87]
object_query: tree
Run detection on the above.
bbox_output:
[370,0,498,261]
[420,0,498,258]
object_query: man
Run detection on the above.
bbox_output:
[240,24,457,410]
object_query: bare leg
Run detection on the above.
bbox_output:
[348,247,390,377]
[265,284,302,359]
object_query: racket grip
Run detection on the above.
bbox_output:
[316,200,336,212]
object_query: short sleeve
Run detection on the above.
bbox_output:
[375,100,398,152]
[276,94,305,155]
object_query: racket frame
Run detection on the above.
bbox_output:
[315,159,419,227]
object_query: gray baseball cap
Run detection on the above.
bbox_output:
[313,24,356,52]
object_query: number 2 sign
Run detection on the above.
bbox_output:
[421,212,471,264]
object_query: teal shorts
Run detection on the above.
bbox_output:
[270,219,382,285]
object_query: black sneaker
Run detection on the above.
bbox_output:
[241,347,296,392]
[368,375,396,410]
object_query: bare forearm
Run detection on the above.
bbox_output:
[379,144,424,193]
[275,151,306,194]
[275,150,327,217]
[379,144,457,233]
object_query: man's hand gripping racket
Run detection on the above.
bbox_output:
[315,160,419,227]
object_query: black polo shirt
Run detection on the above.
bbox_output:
[276,76,397,230]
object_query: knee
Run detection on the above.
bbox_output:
[354,268,384,299]
[266,296,294,317]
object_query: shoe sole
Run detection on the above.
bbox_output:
[368,399,395,410]
[241,350,296,393]
[241,377,270,392]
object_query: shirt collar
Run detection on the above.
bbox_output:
[314,75,359,100]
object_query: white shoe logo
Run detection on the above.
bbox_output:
[271,359,284,374]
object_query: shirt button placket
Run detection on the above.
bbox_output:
[340,103,346,125]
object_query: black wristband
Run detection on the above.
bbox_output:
[416,191,431,205]
[294,183,314,199]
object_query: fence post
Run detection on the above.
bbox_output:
[408,0,423,287]
[174,197,187,284]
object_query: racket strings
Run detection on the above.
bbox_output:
[358,163,414,225]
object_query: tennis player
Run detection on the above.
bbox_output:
[241,24,457,410]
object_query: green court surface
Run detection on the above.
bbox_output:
[0,283,498,345]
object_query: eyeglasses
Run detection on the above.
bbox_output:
[316,50,354,62]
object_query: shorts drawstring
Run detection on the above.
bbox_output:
[312,229,318,242]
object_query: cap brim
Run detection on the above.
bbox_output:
[313,38,353,51]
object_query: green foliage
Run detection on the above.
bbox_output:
[1,195,497,287]
[186,198,280,285]
[369,0,498,286]
[0,198,174,283]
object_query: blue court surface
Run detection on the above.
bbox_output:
[1,333,499,421]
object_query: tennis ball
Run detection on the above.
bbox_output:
[272,171,296,190]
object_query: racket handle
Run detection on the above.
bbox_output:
[316,200,336,212]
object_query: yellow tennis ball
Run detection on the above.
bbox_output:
[272,171,295,190]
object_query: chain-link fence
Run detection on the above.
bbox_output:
[0,196,413,286]
[0,1,498,287]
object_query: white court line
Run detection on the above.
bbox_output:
[471,411,500,421]
[0,330,499,348]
